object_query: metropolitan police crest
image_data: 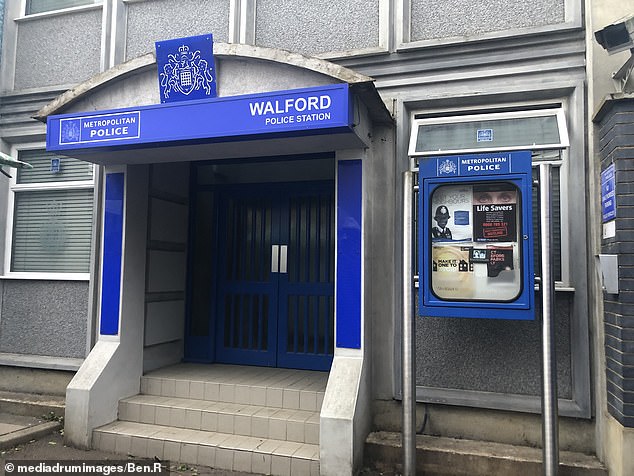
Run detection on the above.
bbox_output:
[156,34,217,103]
[438,158,458,176]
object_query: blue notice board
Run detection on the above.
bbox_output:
[418,150,535,320]
[601,163,616,222]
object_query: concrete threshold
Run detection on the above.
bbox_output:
[365,431,608,476]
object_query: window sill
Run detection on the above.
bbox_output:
[0,352,83,371]
[0,272,89,281]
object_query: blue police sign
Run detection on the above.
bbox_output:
[435,152,513,178]
[601,163,616,223]
[59,111,140,145]
[155,34,217,103]
[46,84,352,153]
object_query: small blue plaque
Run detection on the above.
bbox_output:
[50,158,61,173]
[155,34,217,104]
[453,210,469,225]
[601,163,616,223]
[477,129,494,142]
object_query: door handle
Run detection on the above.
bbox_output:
[271,245,279,273]
[280,245,288,274]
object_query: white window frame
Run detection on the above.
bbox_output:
[408,108,570,157]
[2,143,94,280]
[19,0,102,20]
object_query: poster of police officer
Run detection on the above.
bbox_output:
[430,185,472,242]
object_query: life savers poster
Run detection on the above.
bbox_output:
[430,182,522,302]
[472,185,517,242]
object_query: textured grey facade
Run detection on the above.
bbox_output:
[0,280,88,358]
[255,0,380,55]
[14,9,102,90]
[411,0,565,41]
[125,0,230,61]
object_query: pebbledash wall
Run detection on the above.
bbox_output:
[0,0,631,473]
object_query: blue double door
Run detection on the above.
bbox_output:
[214,181,334,370]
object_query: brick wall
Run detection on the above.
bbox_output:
[597,97,634,427]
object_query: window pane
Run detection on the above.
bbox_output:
[11,189,94,273]
[17,150,92,184]
[26,0,99,15]
[416,115,561,154]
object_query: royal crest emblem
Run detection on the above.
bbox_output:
[438,158,458,176]
[160,44,214,98]
[61,119,80,143]
[156,34,217,103]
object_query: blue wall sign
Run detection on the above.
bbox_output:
[601,163,616,223]
[50,158,61,173]
[477,129,494,142]
[47,84,352,153]
[155,33,217,103]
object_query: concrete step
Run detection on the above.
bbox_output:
[118,394,320,444]
[94,420,319,476]
[140,363,327,411]
[365,431,608,476]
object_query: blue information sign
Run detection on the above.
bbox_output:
[477,129,494,142]
[47,84,352,153]
[601,163,616,223]
[155,34,217,103]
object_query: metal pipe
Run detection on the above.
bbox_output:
[402,171,416,475]
[539,163,559,475]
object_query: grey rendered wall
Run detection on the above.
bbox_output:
[125,0,230,61]
[416,295,572,398]
[143,162,190,372]
[255,0,380,55]
[410,0,565,41]
[0,280,88,358]
[14,9,102,90]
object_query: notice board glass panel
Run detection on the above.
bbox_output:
[430,182,522,302]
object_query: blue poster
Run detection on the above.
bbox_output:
[155,33,217,103]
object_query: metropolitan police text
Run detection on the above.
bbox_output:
[83,116,137,139]
[461,156,508,172]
